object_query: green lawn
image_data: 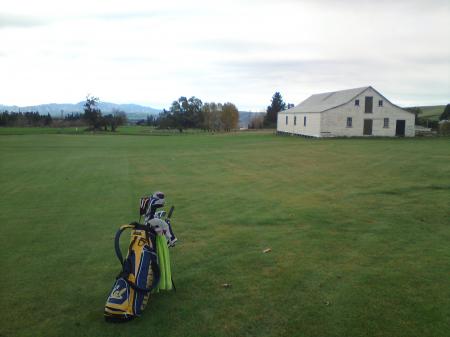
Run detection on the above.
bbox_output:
[1,131,449,337]
[0,125,200,136]
[0,126,81,135]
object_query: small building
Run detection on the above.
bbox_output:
[277,86,415,137]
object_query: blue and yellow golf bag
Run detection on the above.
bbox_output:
[104,192,176,323]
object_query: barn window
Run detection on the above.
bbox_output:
[294,116,297,125]
[365,96,373,113]
[347,117,352,127]
[285,116,288,125]
[384,118,389,128]
[379,100,383,107]
[355,99,360,106]
[304,116,307,126]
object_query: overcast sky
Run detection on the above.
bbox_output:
[0,0,449,110]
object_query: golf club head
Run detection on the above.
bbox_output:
[150,191,165,210]
[143,191,165,221]
[154,210,167,219]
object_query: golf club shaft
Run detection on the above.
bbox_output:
[168,206,174,219]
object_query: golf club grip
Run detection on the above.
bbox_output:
[168,206,175,219]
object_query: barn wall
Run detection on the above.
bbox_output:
[277,112,321,137]
[320,87,415,137]
[277,112,290,133]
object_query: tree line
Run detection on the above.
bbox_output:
[142,96,239,132]
[144,92,291,131]
[0,111,52,127]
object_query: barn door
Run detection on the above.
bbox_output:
[365,96,373,113]
[396,120,406,136]
[363,119,373,135]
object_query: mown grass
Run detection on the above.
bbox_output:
[0,131,449,337]
[0,126,81,135]
[0,125,212,136]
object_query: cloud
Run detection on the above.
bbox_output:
[261,0,449,10]
[0,13,46,29]
[0,0,448,109]
[91,9,185,21]
[222,59,352,76]
[190,39,275,53]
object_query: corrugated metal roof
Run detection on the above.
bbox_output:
[286,86,370,113]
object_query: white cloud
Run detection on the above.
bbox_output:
[0,0,448,110]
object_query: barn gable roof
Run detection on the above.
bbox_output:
[286,86,370,113]
[282,86,415,115]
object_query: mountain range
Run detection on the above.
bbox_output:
[238,111,265,128]
[0,102,161,118]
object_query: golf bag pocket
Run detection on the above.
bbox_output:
[104,224,160,322]
[104,277,134,321]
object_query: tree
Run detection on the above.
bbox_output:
[201,103,212,130]
[168,96,203,131]
[146,114,157,126]
[264,92,286,127]
[440,104,450,121]
[221,103,239,131]
[201,102,221,131]
[101,109,127,132]
[439,121,450,135]
[156,109,175,129]
[83,95,102,129]
[186,96,203,128]
[100,114,110,131]
[169,99,185,131]
[110,109,127,131]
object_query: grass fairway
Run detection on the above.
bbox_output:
[1,132,449,337]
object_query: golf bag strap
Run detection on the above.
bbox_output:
[114,222,151,265]
[114,224,133,265]
[117,251,160,293]
[114,222,161,293]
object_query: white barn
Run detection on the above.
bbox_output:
[277,86,415,137]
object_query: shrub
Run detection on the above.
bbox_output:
[439,121,450,136]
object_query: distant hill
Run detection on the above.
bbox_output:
[239,111,265,128]
[406,105,446,121]
[0,102,161,118]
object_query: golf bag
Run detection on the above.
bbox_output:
[104,192,176,322]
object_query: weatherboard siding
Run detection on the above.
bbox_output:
[277,112,321,137]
